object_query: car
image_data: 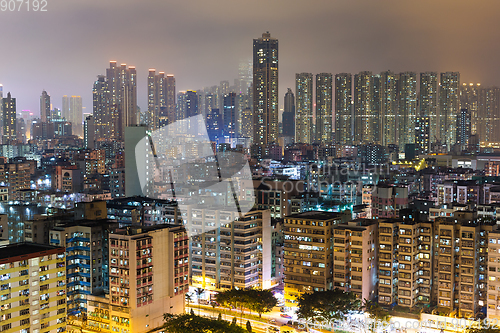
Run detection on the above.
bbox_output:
[280,307,286,312]
[268,327,279,332]
[280,314,292,319]
[269,319,277,324]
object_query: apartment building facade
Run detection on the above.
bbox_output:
[283,211,345,308]
[332,219,377,301]
[85,225,187,333]
[188,208,274,292]
[0,243,66,333]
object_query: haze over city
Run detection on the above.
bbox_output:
[1,0,500,113]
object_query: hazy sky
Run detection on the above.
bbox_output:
[1,0,500,116]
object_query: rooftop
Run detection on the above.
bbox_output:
[286,211,343,221]
[0,243,62,261]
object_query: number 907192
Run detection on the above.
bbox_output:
[1,0,47,11]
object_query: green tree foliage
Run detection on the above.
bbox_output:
[162,313,247,333]
[215,288,278,318]
[246,320,252,332]
[296,289,361,325]
[363,299,390,333]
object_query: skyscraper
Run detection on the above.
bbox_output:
[335,73,352,146]
[84,115,95,149]
[439,72,460,147]
[93,75,110,141]
[92,62,137,141]
[397,72,417,149]
[354,71,377,144]
[282,88,295,138]
[70,96,83,136]
[40,90,51,123]
[177,91,187,121]
[253,32,279,148]
[148,70,175,131]
[147,69,164,131]
[295,73,313,144]
[237,60,253,94]
[379,71,397,146]
[223,92,238,139]
[107,61,137,140]
[62,95,70,120]
[460,83,479,135]
[2,92,16,144]
[185,90,199,118]
[316,73,333,143]
[456,108,471,150]
[165,75,176,125]
[419,72,438,144]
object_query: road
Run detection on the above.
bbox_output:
[187,305,284,332]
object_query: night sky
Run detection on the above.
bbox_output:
[1,0,500,116]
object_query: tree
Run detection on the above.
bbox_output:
[162,313,247,333]
[186,293,193,307]
[217,313,222,321]
[247,289,278,318]
[195,287,205,315]
[215,288,278,319]
[231,317,238,326]
[211,301,218,318]
[246,320,252,332]
[363,299,390,333]
[296,289,361,326]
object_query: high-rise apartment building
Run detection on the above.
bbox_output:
[398,72,417,149]
[459,83,479,135]
[379,71,397,146]
[49,219,116,316]
[147,70,175,131]
[165,75,176,125]
[332,219,377,301]
[223,92,238,139]
[93,61,137,142]
[86,224,187,333]
[70,96,83,137]
[335,73,352,146]
[420,72,438,144]
[439,72,460,147]
[2,92,16,144]
[487,230,500,320]
[456,108,471,150]
[283,211,346,308]
[62,95,83,136]
[477,86,500,143]
[0,243,67,333]
[253,32,279,148]
[62,95,69,122]
[415,116,430,155]
[189,208,273,292]
[282,88,295,138]
[40,90,51,123]
[92,75,110,141]
[377,219,434,308]
[354,71,377,144]
[315,73,333,144]
[84,115,95,149]
[295,73,313,144]
[148,69,164,131]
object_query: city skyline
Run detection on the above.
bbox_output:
[1,0,500,114]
